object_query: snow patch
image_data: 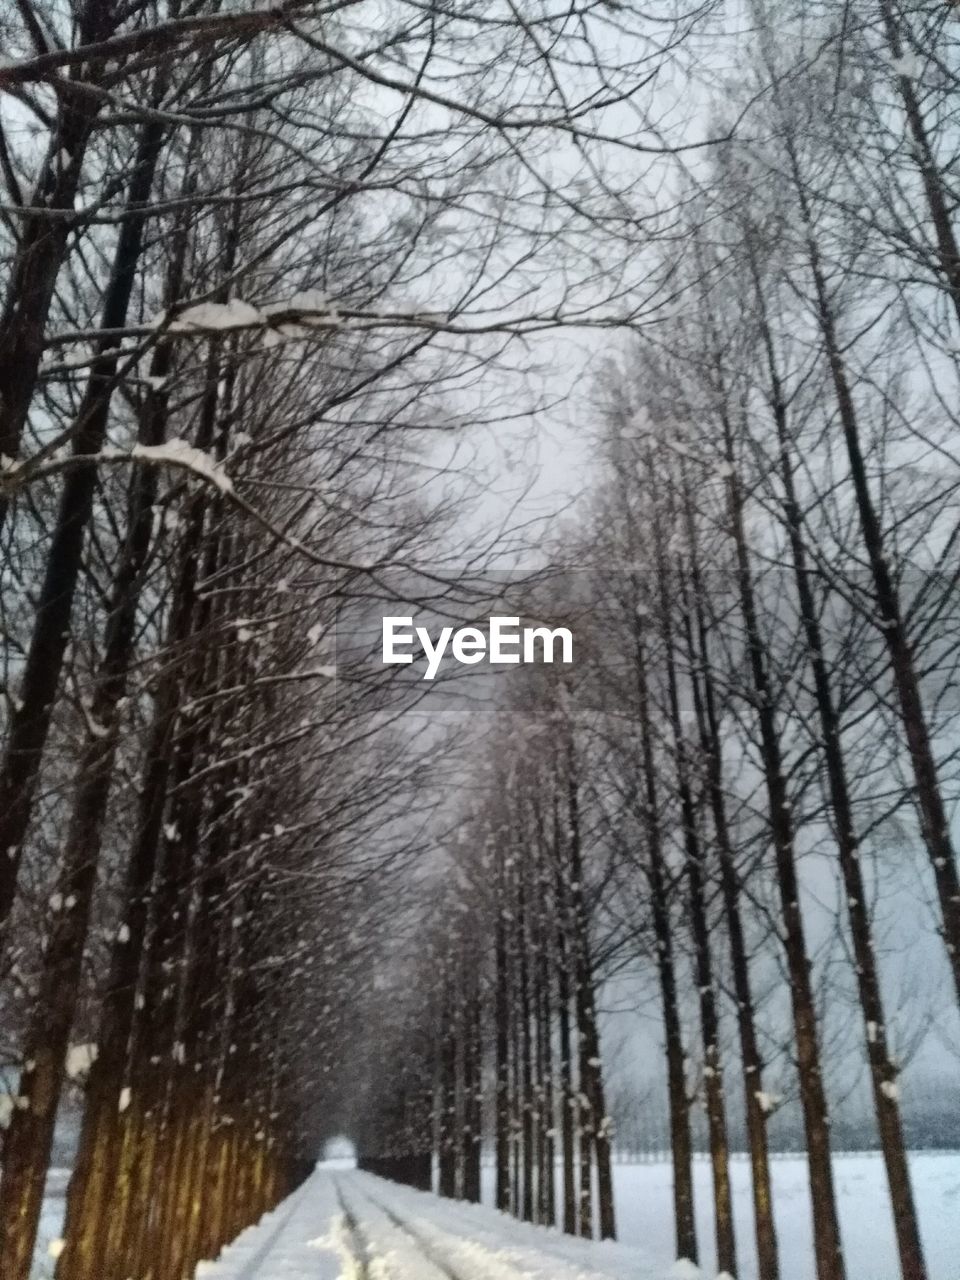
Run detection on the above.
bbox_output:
[132,438,233,493]
[170,299,262,330]
[66,1043,98,1080]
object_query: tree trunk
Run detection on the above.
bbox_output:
[878,0,960,329]
[565,738,615,1241]
[719,404,845,1280]
[438,988,459,1199]
[517,862,535,1223]
[555,876,578,1236]
[651,499,735,1276]
[632,606,698,1266]
[682,568,780,1280]
[0,106,169,940]
[0,119,171,1280]
[750,261,927,1279]
[785,139,960,1008]
[461,974,483,1204]
[0,0,115,477]
[495,844,512,1212]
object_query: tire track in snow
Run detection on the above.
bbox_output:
[199,1167,666,1280]
[332,1176,371,1279]
[196,1167,348,1280]
[339,1171,618,1280]
[335,1173,464,1280]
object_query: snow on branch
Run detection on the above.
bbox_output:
[157,294,450,338]
[1,440,390,576]
[0,2,352,88]
[45,299,661,349]
[126,438,234,494]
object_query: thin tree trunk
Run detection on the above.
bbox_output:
[651,495,735,1276]
[0,119,171,1280]
[564,738,615,1241]
[878,0,960,330]
[718,402,845,1280]
[461,972,482,1204]
[682,564,780,1280]
[0,0,114,475]
[56,481,200,1278]
[632,605,698,1265]
[749,260,927,1279]
[784,138,960,1007]
[495,843,511,1212]
[0,103,169,940]
[537,886,557,1226]
[555,864,578,1237]
[518,862,535,1223]
[438,987,458,1199]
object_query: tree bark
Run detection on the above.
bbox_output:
[632,607,698,1266]
[786,137,960,1008]
[749,254,927,1279]
[495,842,512,1212]
[718,402,845,1280]
[651,494,735,1276]
[0,0,115,478]
[0,105,169,941]
[682,558,780,1280]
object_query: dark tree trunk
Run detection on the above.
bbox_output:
[555,874,578,1237]
[749,260,927,1280]
[461,974,483,1204]
[878,0,960,330]
[718,404,845,1280]
[0,107,169,941]
[55,384,194,1280]
[682,566,780,1280]
[0,0,115,477]
[438,989,459,1199]
[532,833,555,1226]
[495,844,512,1213]
[517,863,535,1223]
[0,115,170,1280]
[564,739,615,1241]
[651,500,735,1277]
[632,606,698,1266]
[784,141,960,1009]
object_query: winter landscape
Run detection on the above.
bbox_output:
[2,1,960,1279]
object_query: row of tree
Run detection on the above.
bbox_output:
[396,6,960,1280]
[0,0,716,1275]
[1,1,958,1279]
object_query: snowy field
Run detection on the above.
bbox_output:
[29,1154,960,1279]
[479,1153,960,1280]
[610,1154,959,1280]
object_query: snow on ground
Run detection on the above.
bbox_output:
[195,1168,348,1279]
[193,1165,678,1280]
[28,1153,960,1279]
[485,1153,960,1280]
[611,1154,959,1280]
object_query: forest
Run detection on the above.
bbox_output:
[0,0,958,1278]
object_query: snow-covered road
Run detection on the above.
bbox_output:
[194,1165,681,1280]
